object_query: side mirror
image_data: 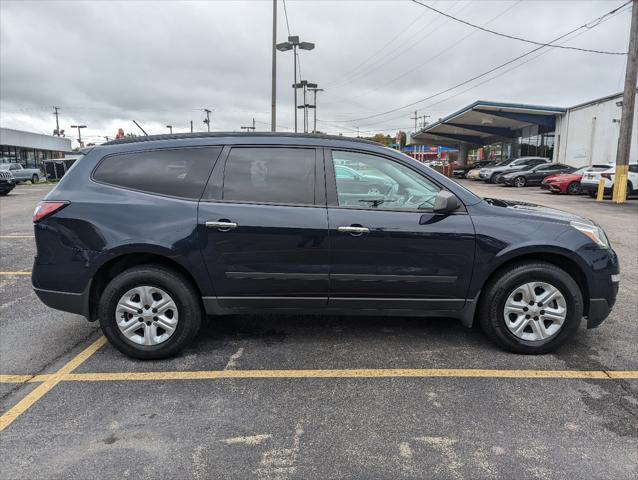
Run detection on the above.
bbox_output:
[433,190,461,214]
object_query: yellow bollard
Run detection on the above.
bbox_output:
[596,179,605,201]
[612,165,629,204]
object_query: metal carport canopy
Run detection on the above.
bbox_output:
[412,101,566,146]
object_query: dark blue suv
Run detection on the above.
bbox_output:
[32,133,619,359]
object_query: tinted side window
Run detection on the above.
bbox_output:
[93,147,220,199]
[222,147,315,205]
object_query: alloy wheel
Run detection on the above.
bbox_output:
[503,282,567,342]
[514,177,526,187]
[115,286,178,345]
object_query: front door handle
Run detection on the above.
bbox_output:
[206,220,238,231]
[338,225,370,236]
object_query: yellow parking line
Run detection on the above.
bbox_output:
[0,336,107,432]
[0,272,31,276]
[0,374,51,383]
[0,236,34,239]
[61,368,638,382]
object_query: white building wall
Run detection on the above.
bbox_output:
[554,93,638,167]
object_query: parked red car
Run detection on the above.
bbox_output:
[541,165,610,195]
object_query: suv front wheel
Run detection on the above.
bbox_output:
[98,264,202,359]
[478,261,583,354]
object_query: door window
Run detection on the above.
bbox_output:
[222,147,315,205]
[93,147,221,199]
[331,150,440,211]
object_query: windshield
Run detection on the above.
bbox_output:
[0,164,11,171]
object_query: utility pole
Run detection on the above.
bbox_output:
[410,110,419,133]
[190,120,193,133]
[70,124,87,148]
[53,106,61,136]
[421,115,430,129]
[613,0,638,204]
[271,0,277,132]
[203,109,212,132]
[308,86,323,133]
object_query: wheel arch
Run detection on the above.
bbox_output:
[88,252,204,322]
[473,251,591,326]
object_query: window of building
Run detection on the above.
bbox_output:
[222,147,316,205]
[331,150,440,211]
[93,147,220,199]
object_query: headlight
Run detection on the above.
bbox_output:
[570,221,610,248]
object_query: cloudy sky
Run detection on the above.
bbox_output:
[0,0,633,146]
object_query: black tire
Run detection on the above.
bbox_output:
[31,174,39,184]
[567,182,581,195]
[98,264,202,359]
[489,174,498,184]
[514,176,527,188]
[477,261,583,354]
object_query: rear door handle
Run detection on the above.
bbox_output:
[338,226,370,236]
[206,220,238,231]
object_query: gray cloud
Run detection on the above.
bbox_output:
[0,0,633,145]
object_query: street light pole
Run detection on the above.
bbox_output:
[276,36,315,133]
[166,125,173,134]
[271,0,277,132]
[308,86,323,133]
[70,125,86,148]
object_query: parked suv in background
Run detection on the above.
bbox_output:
[32,133,619,359]
[581,163,638,197]
[0,169,16,195]
[479,157,550,183]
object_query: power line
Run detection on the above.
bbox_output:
[332,0,632,125]
[325,0,521,109]
[411,0,628,55]
[325,1,470,91]
[333,3,632,131]
[282,0,291,36]
[373,3,634,129]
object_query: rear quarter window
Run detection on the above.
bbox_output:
[93,147,221,199]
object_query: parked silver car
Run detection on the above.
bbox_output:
[0,163,41,183]
[478,157,550,183]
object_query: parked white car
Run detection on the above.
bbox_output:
[580,163,638,197]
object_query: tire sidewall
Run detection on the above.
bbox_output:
[480,264,583,354]
[567,182,581,195]
[99,266,201,359]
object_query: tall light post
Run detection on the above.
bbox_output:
[70,124,86,148]
[276,36,315,133]
[271,0,277,132]
[166,125,173,134]
[308,86,323,133]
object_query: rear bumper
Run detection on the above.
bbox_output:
[33,283,91,319]
[581,183,612,195]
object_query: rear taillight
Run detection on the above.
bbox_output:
[601,172,614,180]
[33,201,69,223]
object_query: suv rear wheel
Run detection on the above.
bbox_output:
[478,261,583,354]
[98,264,202,359]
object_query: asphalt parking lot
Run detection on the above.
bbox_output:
[1,181,637,480]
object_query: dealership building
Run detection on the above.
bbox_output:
[411,90,638,167]
[0,128,73,170]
